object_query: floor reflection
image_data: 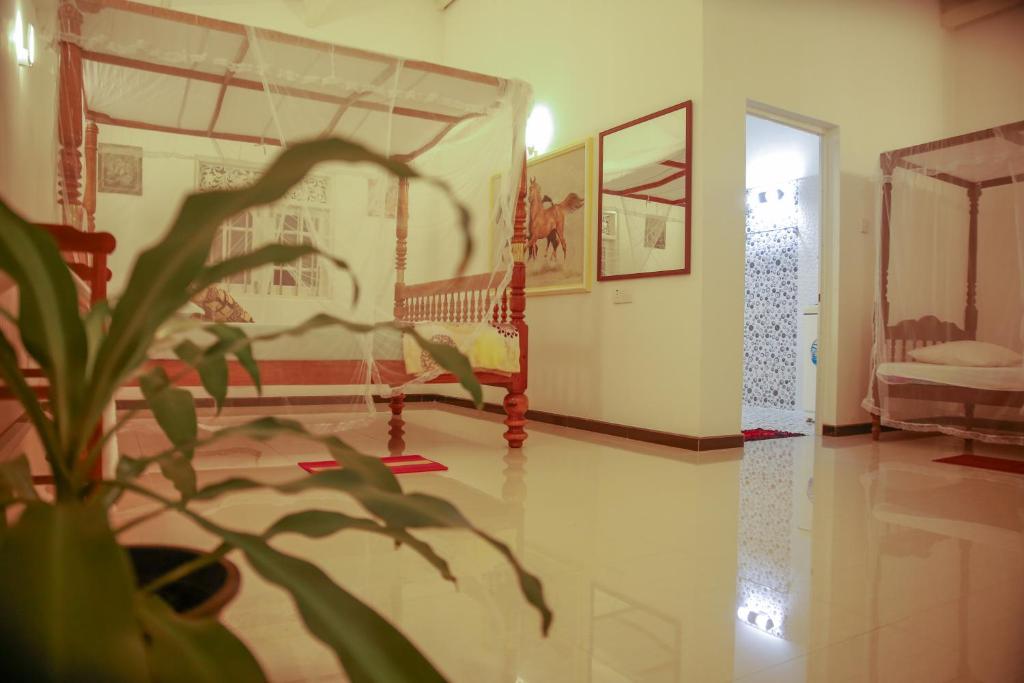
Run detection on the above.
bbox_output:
[104,405,1024,682]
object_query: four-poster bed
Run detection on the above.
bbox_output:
[54,0,533,450]
[867,120,1024,447]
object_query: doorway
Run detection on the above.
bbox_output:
[742,114,823,435]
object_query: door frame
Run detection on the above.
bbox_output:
[745,100,839,433]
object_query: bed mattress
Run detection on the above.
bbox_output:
[878,362,1024,392]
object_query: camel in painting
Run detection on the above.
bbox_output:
[527,177,583,261]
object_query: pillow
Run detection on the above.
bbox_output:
[190,286,255,323]
[909,340,1022,368]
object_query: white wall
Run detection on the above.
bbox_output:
[700,0,955,431]
[944,5,1024,133]
[0,0,59,221]
[442,0,708,436]
[0,0,60,440]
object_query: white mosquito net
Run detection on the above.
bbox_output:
[58,0,531,432]
[863,121,1024,445]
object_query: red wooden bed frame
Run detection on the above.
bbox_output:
[871,120,1024,447]
[54,0,531,451]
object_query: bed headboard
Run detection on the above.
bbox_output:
[884,315,971,361]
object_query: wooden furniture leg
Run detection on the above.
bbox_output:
[503,387,528,449]
[387,393,406,456]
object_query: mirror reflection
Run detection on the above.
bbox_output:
[598,102,691,280]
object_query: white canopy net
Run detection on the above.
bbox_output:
[863,122,1024,445]
[59,0,531,434]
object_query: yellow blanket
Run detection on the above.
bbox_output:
[403,322,520,375]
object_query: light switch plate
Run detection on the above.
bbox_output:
[613,288,632,304]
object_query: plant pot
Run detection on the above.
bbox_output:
[129,545,240,619]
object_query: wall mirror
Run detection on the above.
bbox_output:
[598,101,692,280]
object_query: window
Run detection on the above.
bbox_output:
[271,206,329,296]
[211,212,254,287]
[199,160,331,299]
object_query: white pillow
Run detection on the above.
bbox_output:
[909,340,1022,368]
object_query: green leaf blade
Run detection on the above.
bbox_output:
[407,329,483,408]
[135,592,267,683]
[0,206,88,456]
[140,367,199,497]
[202,526,448,683]
[0,502,149,682]
[175,339,228,412]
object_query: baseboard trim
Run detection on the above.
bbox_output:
[822,422,897,437]
[117,395,387,410]
[429,395,744,451]
[116,393,744,452]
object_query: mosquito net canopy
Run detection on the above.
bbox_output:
[56,0,531,430]
[863,121,1024,445]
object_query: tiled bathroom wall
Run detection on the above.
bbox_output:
[743,177,819,410]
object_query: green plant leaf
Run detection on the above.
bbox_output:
[406,328,483,408]
[135,416,400,496]
[174,339,228,413]
[0,453,38,502]
[195,243,359,304]
[190,520,448,683]
[0,501,148,682]
[194,314,482,409]
[264,510,456,583]
[0,326,59,458]
[135,592,267,683]
[189,472,551,634]
[87,138,468,441]
[0,204,87,459]
[83,299,111,378]
[139,367,198,498]
[204,325,261,392]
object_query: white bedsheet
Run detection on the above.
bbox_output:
[152,323,403,361]
[878,362,1024,392]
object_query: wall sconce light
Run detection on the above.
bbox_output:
[12,10,35,67]
[526,103,554,159]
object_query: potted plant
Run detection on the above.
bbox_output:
[0,138,551,682]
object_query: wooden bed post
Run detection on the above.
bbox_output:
[873,154,896,441]
[965,184,981,340]
[388,176,410,451]
[84,121,99,233]
[57,0,85,227]
[387,394,406,456]
[393,176,410,321]
[503,158,529,448]
[963,183,981,454]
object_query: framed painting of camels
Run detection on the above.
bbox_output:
[518,139,594,296]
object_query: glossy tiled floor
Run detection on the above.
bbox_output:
[113,405,1024,682]
[742,404,814,435]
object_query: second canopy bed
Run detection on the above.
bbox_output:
[864,120,1024,447]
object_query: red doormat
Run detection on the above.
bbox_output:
[934,454,1024,475]
[743,428,804,442]
[298,455,448,475]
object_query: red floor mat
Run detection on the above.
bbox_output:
[298,455,448,475]
[934,454,1024,475]
[742,428,804,442]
